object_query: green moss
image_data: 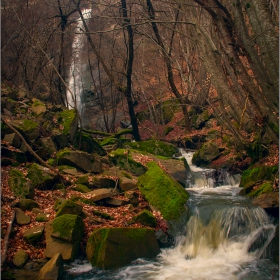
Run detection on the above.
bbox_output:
[8,169,33,198]
[240,165,278,189]
[121,171,133,179]
[100,137,116,146]
[109,149,147,176]
[17,120,39,133]
[55,200,83,217]
[56,109,76,135]
[92,210,114,220]
[247,181,274,197]
[56,148,71,164]
[32,99,45,107]
[70,196,96,206]
[46,158,56,167]
[269,122,279,134]
[52,214,84,242]
[73,184,91,193]
[133,210,156,227]
[124,140,178,157]
[138,161,189,220]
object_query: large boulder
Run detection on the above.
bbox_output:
[38,253,64,280]
[192,142,221,166]
[86,227,160,269]
[27,163,59,190]
[44,215,84,261]
[8,169,34,199]
[138,161,189,241]
[56,149,101,173]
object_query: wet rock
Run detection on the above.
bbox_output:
[13,249,29,268]
[86,227,160,269]
[23,225,44,245]
[192,142,220,166]
[38,253,64,280]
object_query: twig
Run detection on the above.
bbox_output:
[1,210,16,266]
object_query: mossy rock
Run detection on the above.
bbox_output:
[138,161,189,221]
[27,163,59,190]
[192,142,220,166]
[74,133,106,155]
[55,109,78,142]
[86,227,160,269]
[109,149,147,176]
[124,140,178,157]
[8,169,34,199]
[239,165,278,192]
[13,199,39,211]
[9,119,39,141]
[55,200,83,217]
[73,184,92,193]
[51,214,84,243]
[132,210,156,227]
[100,137,116,147]
[23,225,44,245]
[246,181,274,197]
[92,210,114,220]
[76,175,89,185]
[13,249,29,268]
[70,196,96,206]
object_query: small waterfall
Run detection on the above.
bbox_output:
[66,9,92,117]
[65,151,278,280]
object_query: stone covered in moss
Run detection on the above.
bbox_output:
[86,227,160,269]
[13,249,29,268]
[239,165,278,190]
[10,119,39,141]
[133,210,157,227]
[73,184,92,193]
[125,140,178,158]
[31,98,46,115]
[55,200,83,217]
[247,181,274,197]
[8,169,34,198]
[192,142,220,167]
[56,149,95,173]
[109,149,147,176]
[55,109,78,142]
[23,225,44,245]
[74,133,106,155]
[138,161,189,221]
[13,198,39,211]
[27,163,59,190]
[51,214,84,243]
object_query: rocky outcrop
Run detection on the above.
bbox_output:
[86,227,160,269]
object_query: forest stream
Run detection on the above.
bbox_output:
[64,151,279,280]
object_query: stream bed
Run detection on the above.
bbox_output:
[65,152,278,280]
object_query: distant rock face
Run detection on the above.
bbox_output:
[86,227,160,269]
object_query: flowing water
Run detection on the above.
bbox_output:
[65,151,278,280]
[66,9,92,115]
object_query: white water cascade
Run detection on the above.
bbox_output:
[66,9,92,116]
[66,151,278,280]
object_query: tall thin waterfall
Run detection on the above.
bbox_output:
[66,9,92,116]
